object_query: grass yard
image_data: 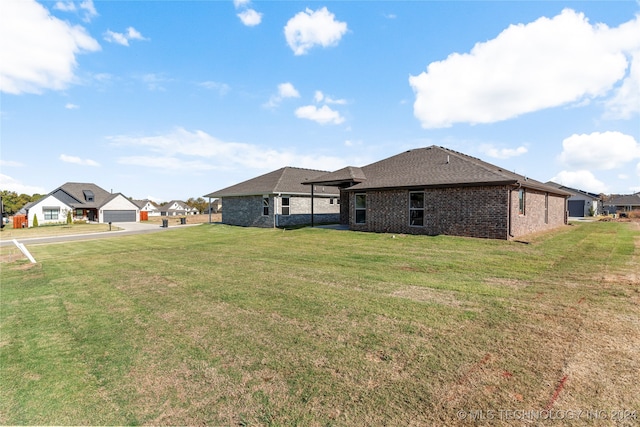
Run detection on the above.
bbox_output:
[1,222,638,425]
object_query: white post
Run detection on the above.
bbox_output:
[12,239,36,263]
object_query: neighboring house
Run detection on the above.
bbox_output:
[545,182,602,217]
[604,193,640,214]
[305,146,571,240]
[24,182,139,227]
[159,200,198,216]
[204,167,341,228]
[133,199,161,216]
[206,198,222,214]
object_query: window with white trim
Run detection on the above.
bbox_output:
[262,196,270,216]
[44,208,60,220]
[518,189,526,215]
[409,191,425,226]
[355,194,366,224]
[281,197,290,216]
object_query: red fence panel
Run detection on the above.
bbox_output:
[13,215,28,229]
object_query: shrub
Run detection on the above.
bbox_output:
[66,210,72,224]
[32,214,39,227]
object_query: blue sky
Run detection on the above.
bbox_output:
[1,0,639,202]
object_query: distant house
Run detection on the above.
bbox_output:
[604,193,640,215]
[305,146,571,240]
[204,167,340,228]
[206,198,222,214]
[24,182,139,227]
[133,199,161,216]
[545,182,602,217]
[159,200,198,216]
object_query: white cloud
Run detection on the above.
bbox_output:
[264,82,300,108]
[284,7,348,55]
[0,174,46,195]
[65,103,79,109]
[60,154,100,166]
[604,49,640,120]
[237,9,262,27]
[0,160,24,168]
[54,0,98,22]
[233,0,251,9]
[479,144,528,159]
[295,105,345,125]
[141,73,171,91]
[558,131,640,170]
[602,15,640,120]
[278,82,300,99]
[104,27,147,46]
[0,0,100,95]
[409,9,639,128]
[118,156,215,171]
[199,81,230,96]
[551,170,608,194]
[234,0,262,27]
[109,127,348,172]
[53,1,76,12]
[314,90,347,105]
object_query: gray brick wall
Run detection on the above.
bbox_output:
[221,194,339,228]
[348,186,567,240]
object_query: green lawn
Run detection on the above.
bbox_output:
[1,222,638,425]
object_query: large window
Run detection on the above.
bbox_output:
[43,208,59,220]
[281,197,290,216]
[355,194,366,224]
[409,192,425,226]
[518,189,526,215]
[262,196,270,216]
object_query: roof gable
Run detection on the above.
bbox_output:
[205,167,340,197]
[347,146,516,190]
[54,183,113,208]
[331,146,568,195]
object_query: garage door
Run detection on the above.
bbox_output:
[567,200,584,217]
[103,210,136,222]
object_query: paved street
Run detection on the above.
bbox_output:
[0,221,201,248]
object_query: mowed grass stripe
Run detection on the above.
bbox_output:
[1,221,638,425]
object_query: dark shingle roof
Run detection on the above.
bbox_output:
[308,146,569,195]
[606,194,640,206]
[545,182,601,199]
[52,182,115,208]
[204,167,340,197]
[303,166,367,187]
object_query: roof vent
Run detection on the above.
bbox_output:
[446,155,450,164]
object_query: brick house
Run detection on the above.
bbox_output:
[204,167,340,228]
[305,146,571,240]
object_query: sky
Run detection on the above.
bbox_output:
[1,0,639,202]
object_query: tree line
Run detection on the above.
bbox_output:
[0,191,44,216]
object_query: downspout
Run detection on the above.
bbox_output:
[208,197,211,223]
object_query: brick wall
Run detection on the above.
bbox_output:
[509,188,566,238]
[347,185,567,239]
[221,195,273,227]
[221,194,339,228]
